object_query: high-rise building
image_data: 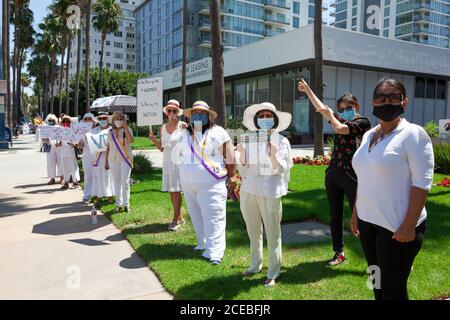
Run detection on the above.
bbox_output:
[135,0,329,75]
[68,0,138,80]
[330,0,450,49]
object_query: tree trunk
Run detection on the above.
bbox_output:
[16,49,23,122]
[209,0,226,128]
[43,64,49,115]
[98,33,106,98]
[65,31,72,115]
[50,55,56,114]
[59,36,66,116]
[58,48,66,114]
[313,0,324,157]
[74,27,81,117]
[12,18,18,124]
[6,0,11,127]
[85,0,92,113]
[181,0,188,108]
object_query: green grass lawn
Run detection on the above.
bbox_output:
[131,136,156,150]
[101,165,450,300]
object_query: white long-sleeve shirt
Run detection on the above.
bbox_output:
[352,119,434,232]
[237,132,293,199]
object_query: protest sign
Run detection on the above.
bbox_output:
[86,129,109,153]
[439,119,450,139]
[72,122,93,142]
[39,126,53,139]
[137,77,163,127]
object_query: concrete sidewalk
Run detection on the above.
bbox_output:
[0,135,172,300]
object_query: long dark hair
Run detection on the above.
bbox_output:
[373,78,407,98]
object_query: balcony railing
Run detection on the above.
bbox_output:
[263,29,285,37]
[264,14,290,25]
[264,0,291,10]
[413,14,431,22]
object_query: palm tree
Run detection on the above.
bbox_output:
[11,0,35,123]
[74,0,84,117]
[92,0,123,99]
[40,15,61,114]
[313,0,324,156]
[20,72,31,116]
[29,34,52,115]
[49,0,71,116]
[2,0,11,127]
[85,0,92,113]
[209,0,226,128]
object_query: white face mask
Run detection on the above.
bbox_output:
[114,121,124,128]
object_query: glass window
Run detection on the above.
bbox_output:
[281,70,294,114]
[246,77,258,105]
[293,1,300,14]
[269,73,282,108]
[426,78,436,99]
[258,76,269,103]
[308,5,315,19]
[415,77,425,98]
[437,79,447,100]
[293,17,300,28]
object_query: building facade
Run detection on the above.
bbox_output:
[155,25,450,142]
[135,0,329,75]
[68,0,138,80]
[330,0,450,49]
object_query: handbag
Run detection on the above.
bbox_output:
[43,143,51,153]
[74,147,83,160]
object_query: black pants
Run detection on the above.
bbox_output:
[358,218,426,300]
[325,165,357,253]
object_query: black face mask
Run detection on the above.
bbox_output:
[372,104,404,122]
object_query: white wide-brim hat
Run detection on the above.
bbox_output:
[183,101,217,121]
[242,102,292,132]
[45,114,58,124]
[162,99,183,117]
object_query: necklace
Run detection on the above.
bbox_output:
[369,120,401,152]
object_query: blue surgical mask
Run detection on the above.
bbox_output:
[257,118,275,130]
[338,109,356,122]
[191,113,209,127]
[99,120,108,127]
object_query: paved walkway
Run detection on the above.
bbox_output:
[0,135,172,300]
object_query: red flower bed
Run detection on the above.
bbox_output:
[437,177,450,187]
[293,155,331,166]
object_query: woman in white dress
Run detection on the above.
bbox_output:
[42,114,62,185]
[108,112,134,214]
[91,113,114,224]
[75,113,97,202]
[149,100,188,231]
[56,116,80,190]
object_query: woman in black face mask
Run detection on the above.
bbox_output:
[351,78,435,300]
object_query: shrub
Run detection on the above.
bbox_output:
[133,153,153,175]
[424,120,439,138]
[434,142,450,174]
[129,122,161,137]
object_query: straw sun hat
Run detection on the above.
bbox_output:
[162,99,184,117]
[183,101,217,121]
[242,102,292,132]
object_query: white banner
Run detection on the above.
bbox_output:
[137,76,163,126]
[86,129,110,154]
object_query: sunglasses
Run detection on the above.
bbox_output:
[373,92,404,104]
[166,109,178,114]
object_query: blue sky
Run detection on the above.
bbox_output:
[30,0,53,32]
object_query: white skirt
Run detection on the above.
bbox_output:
[162,148,182,192]
[91,153,114,198]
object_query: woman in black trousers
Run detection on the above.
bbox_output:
[298,79,371,266]
[351,78,434,300]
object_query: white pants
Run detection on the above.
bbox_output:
[61,154,80,183]
[110,160,132,207]
[240,191,283,280]
[46,146,60,179]
[82,152,93,199]
[181,171,227,261]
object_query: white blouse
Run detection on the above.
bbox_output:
[352,119,434,233]
[237,132,293,199]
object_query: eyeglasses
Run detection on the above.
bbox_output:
[373,92,404,104]
[166,109,178,114]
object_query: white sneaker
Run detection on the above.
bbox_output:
[91,214,97,225]
[193,245,205,251]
